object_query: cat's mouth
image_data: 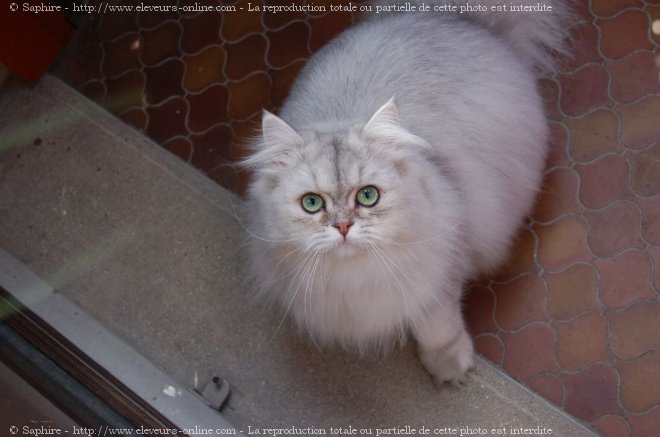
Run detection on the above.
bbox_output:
[330,236,364,258]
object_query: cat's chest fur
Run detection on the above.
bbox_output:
[280,245,444,349]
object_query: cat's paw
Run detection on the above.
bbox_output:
[419,331,475,387]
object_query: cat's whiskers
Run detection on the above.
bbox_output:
[367,243,412,321]
[259,245,309,287]
[360,235,460,310]
[369,221,461,247]
[272,251,318,339]
[264,233,334,288]
[273,252,322,340]
[371,243,445,309]
[303,251,324,351]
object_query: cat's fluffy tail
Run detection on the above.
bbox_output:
[459,0,574,74]
[370,0,575,75]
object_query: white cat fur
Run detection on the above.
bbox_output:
[242,2,571,384]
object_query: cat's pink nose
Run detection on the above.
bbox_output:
[333,222,353,237]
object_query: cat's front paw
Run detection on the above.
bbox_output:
[419,331,475,387]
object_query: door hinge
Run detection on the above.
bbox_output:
[194,376,231,412]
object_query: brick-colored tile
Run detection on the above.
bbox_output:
[183,47,226,93]
[545,263,601,321]
[80,81,106,104]
[190,125,234,172]
[230,115,262,159]
[596,251,655,309]
[628,143,660,197]
[118,108,147,132]
[208,164,243,195]
[650,246,660,292]
[649,5,660,45]
[464,286,497,336]
[493,275,548,331]
[501,323,559,380]
[566,109,620,162]
[628,407,660,437]
[473,335,504,365]
[225,34,269,81]
[146,97,188,144]
[144,59,185,105]
[221,1,264,41]
[105,70,144,115]
[616,350,660,413]
[140,21,182,66]
[561,364,622,422]
[591,415,631,437]
[571,0,593,22]
[102,33,142,78]
[180,12,223,54]
[618,96,660,150]
[545,122,570,169]
[187,85,230,133]
[269,61,307,109]
[563,22,601,72]
[266,22,311,68]
[535,215,591,271]
[576,154,630,209]
[586,201,644,258]
[163,137,193,162]
[558,64,612,116]
[555,312,609,369]
[99,9,138,41]
[494,228,538,280]
[598,10,654,60]
[527,374,564,407]
[538,78,562,121]
[591,0,644,17]
[227,73,273,120]
[608,51,660,104]
[639,196,660,245]
[533,168,581,223]
[608,300,660,360]
[591,0,643,17]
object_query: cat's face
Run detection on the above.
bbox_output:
[246,100,439,259]
[268,133,406,258]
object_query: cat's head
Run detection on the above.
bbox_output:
[244,99,454,258]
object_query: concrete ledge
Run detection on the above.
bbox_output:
[0,76,595,435]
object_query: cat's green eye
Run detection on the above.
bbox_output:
[356,186,379,207]
[301,193,324,213]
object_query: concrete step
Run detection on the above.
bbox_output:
[0,76,596,436]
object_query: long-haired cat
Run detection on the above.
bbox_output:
[242,1,571,384]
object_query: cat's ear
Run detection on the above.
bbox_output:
[364,97,401,129]
[362,97,429,149]
[243,111,303,168]
[262,110,303,149]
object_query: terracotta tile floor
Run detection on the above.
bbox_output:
[52,1,660,436]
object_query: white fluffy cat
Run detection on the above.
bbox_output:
[242,1,571,384]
